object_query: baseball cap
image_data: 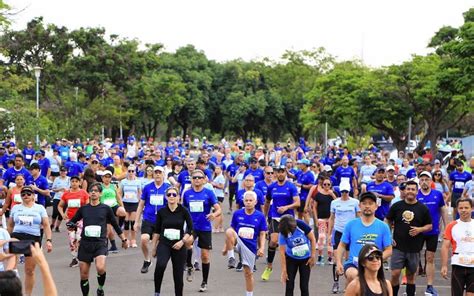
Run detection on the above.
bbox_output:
[274,165,286,171]
[386,165,395,171]
[21,186,34,194]
[323,165,333,172]
[365,247,383,258]
[70,175,81,181]
[340,183,350,192]
[249,157,258,163]
[434,159,440,164]
[153,166,164,172]
[29,163,41,170]
[297,159,310,166]
[419,171,432,179]
[359,192,378,203]
[128,165,136,171]
[103,170,113,176]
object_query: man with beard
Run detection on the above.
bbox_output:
[385,180,432,296]
[416,171,448,296]
[335,192,392,288]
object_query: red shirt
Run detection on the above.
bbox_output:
[61,189,89,219]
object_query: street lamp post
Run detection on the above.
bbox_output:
[33,66,42,147]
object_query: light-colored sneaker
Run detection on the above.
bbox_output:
[261,267,272,281]
[186,267,194,282]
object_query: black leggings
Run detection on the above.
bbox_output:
[228,183,237,209]
[285,256,311,296]
[51,199,63,221]
[154,242,186,295]
[451,265,474,296]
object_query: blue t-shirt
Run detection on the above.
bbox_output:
[226,163,240,185]
[416,189,445,235]
[33,175,49,206]
[297,170,316,201]
[177,170,192,193]
[231,209,267,254]
[366,181,395,220]
[3,167,33,187]
[341,218,392,267]
[22,148,35,165]
[65,161,84,177]
[141,182,170,223]
[255,180,274,198]
[236,188,265,212]
[243,168,265,183]
[449,171,472,193]
[10,203,48,237]
[183,188,218,232]
[406,168,417,179]
[334,166,356,190]
[279,220,313,260]
[120,178,142,204]
[330,197,360,233]
[38,158,51,177]
[58,145,70,161]
[267,181,299,218]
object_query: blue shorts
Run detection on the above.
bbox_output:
[343,261,357,272]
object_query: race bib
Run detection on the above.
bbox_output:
[458,253,474,266]
[18,215,33,226]
[376,197,382,206]
[189,201,204,212]
[13,194,22,203]
[84,225,101,237]
[238,227,255,239]
[103,199,116,207]
[150,194,164,206]
[163,228,180,240]
[123,192,137,202]
[291,244,309,257]
[68,199,81,208]
[61,151,68,157]
[25,155,32,160]
[455,181,465,189]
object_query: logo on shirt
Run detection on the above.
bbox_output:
[402,210,414,224]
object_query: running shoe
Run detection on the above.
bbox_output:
[108,246,119,254]
[318,256,325,266]
[54,227,60,233]
[327,257,334,265]
[69,258,79,268]
[383,261,390,271]
[425,286,438,296]
[186,267,194,282]
[236,262,243,272]
[261,267,272,281]
[97,288,104,296]
[194,261,201,271]
[332,282,340,294]
[253,265,257,272]
[227,257,236,269]
[141,260,152,273]
[199,282,208,292]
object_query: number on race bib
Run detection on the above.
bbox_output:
[18,215,34,226]
[84,225,101,238]
[13,194,22,203]
[68,199,81,208]
[189,201,204,212]
[238,227,255,239]
[455,181,465,190]
[163,228,180,240]
[150,194,164,206]
[123,192,137,201]
[291,244,309,257]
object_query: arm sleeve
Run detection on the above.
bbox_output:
[154,211,162,234]
[69,207,83,224]
[278,233,287,246]
[184,208,193,235]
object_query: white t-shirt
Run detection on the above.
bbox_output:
[0,228,11,271]
[213,174,226,198]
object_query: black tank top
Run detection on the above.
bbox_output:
[363,282,383,296]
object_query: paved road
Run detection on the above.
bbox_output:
[20,212,452,296]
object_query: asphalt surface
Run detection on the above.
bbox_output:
[18,211,452,296]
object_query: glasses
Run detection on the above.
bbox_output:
[192,176,204,180]
[265,172,274,175]
[322,183,331,187]
[91,161,99,164]
[434,173,442,176]
[366,254,382,262]
[128,170,135,173]
[311,165,317,168]
[89,189,100,193]
[167,193,178,197]
[21,192,33,197]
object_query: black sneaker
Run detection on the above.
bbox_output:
[253,265,257,272]
[108,246,119,254]
[97,288,105,296]
[194,261,201,271]
[69,258,79,268]
[141,260,152,273]
[199,282,208,292]
[227,257,236,269]
[236,262,243,272]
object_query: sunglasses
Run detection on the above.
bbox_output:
[192,176,204,180]
[128,170,135,173]
[366,254,382,261]
[434,173,442,176]
[167,193,178,197]
[265,172,274,175]
[322,183,331,186]
[89,189,100,193]
[21,192,33,197]
[91,161,99,164]
[103,175,112,178]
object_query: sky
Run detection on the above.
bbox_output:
[8,0,474,67]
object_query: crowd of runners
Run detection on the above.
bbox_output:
[0,135,473,296]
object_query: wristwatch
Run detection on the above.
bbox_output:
[122,238,128,243]
[46,239,52,243]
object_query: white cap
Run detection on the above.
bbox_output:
[324,165,333,172]
[386,165,395,171]
[153,166,164,172]
[340,183,350,192]
[103,170,113,176]
[419,171,432,179]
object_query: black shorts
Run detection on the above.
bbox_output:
[332,230,349,250]
[422,235,439,252]
[452,265,474,294]
[78,240,108,263]
[452,192,463,207]
[11,232,42,251]
[141,219,156,238]
[192,231,212,250]
[111,205,119,216]
[297,200,306,213]
[123,202,138,213]
[269,219,280,234]
[217,196,224,203]
[51,172,60,177]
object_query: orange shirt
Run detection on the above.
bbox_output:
[61,189,89,219]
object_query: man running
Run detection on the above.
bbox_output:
[363,166,394,221]
[441,198,474,296]
[262,165,300,281]
[223,191,267,296]
[183,169,222,292]
[67,182,128,296]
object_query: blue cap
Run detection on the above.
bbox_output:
[297,159,311,166]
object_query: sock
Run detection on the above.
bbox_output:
[202,262,210,284]
[246,292,253,296]
[406,284,415,296]
[130,221,135,231]
[110,239,117,249]
[123,220,130,230]
[332,264,339,282]
[80,279,89,296]
[71,251,77,258]
[427,285,432,289]
[186,249,193,267]
[97,272,106,290]
[392,284,399,296]
[227,249,234,259]
[267,246,276,264]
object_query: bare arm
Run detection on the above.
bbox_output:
[30,243,57,296]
